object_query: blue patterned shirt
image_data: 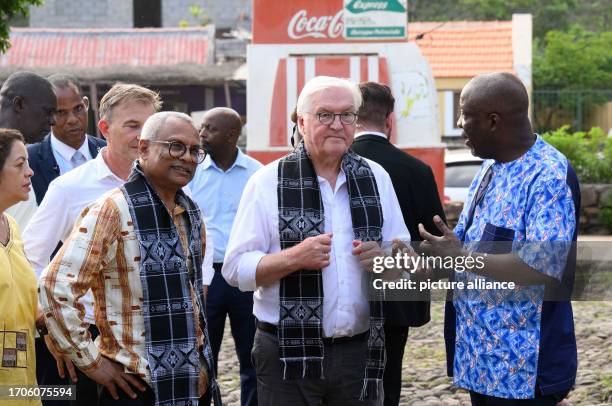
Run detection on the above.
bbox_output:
[452,136,577,398]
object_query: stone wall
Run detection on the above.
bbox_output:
[443,183,612,235]
[580,184,612,235]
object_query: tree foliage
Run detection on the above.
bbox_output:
[533,26,612,90]
[408,0,610,38]
[0,0,43,53]
[542,126,612,183]
[531,26,612,131]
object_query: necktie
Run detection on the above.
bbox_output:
[71,150,87,168]
[461,165,494,242]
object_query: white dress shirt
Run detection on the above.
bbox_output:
[24,148,213,323]
[6,134,94,229]
[354,131,387,140]
[50,132,93,175]
[6,188,38,230]
[222,157,410,338]
[189,149,263,263]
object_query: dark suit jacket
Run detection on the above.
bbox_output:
[28,133,106,204]
[351,133,445,327]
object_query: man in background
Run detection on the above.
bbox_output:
[28,74,106,205]
[189,107,262,406]
[2,71,57,227]
[351,82,445,406]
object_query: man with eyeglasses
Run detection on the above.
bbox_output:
[39,111,221,406]
[189,107,262,406]
[23,83,164,406]
[223,76,410,405]
[21,75,104,406]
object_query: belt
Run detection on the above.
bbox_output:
[256,320,368,345]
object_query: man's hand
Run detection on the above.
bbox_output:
[288,233,333,271]
[83,357,147,400]
[419,215,463,259]
[44,335,78,382]
[352,240,385,273]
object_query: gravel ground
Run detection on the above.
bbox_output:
[215,301,612,405]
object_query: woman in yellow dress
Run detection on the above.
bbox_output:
[0,128,41,405]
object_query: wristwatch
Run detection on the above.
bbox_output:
[35,318,48,336]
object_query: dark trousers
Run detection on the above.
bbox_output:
[469,390,567,406]
[98,385,210,406]
[252,328,382,405]
[37,325,100,406]
[205,264,257,406]
[382,325,409,406]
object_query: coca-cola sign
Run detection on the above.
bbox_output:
[253,0,406,44]
[287,9,344,40]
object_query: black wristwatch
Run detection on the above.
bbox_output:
[36,319,48,336]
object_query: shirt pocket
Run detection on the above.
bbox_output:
[477,223,515,254]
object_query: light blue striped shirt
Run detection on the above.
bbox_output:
[189,148,263,263]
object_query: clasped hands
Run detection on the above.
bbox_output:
[289,232,415,280]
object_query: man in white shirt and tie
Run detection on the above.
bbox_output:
[9,74,106,230]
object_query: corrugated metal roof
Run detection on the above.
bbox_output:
[409,21,514,78]
[1,27,213,68]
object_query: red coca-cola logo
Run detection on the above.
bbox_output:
[287,9,344,40]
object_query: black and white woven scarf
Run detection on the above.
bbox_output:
[121,163,221,406]
[277,141,386,401]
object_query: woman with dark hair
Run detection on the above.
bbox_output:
[0,128,41,405]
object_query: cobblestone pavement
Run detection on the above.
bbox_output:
[216,301,612,405]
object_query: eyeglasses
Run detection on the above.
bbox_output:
[150,140,207,163]
[305,111,359,126]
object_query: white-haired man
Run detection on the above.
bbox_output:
[223,76,410,405]
[39,112,221,406]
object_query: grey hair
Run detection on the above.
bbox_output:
[296,76,362,115]
[140,111,195,141]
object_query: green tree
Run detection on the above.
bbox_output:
[408,0,610,38]
[533,26,612,89]
[0,0,43,53]
[532,26,612,131]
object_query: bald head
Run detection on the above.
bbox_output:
[458,72,534,161]
[462,72,529,118]
[0,71,56,143]
[199,107,242,160]
[206,107,242,133]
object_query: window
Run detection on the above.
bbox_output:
[444,90,462,136]
[134,0,161,28]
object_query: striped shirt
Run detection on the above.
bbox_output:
[39,188,212,393]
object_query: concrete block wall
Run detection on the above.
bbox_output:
[162,0,251,29]
[29,0,133,28]
[28,0,251,30]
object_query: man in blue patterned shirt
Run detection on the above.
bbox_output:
[420,72,579,405]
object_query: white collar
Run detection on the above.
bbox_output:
[50,131,90,162]
[94,147,125,182]
[354,131,387,140]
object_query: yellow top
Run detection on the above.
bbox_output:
[0,214,41,406]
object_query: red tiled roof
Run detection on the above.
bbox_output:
[0,27,213,68]
[409,21,514,78]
